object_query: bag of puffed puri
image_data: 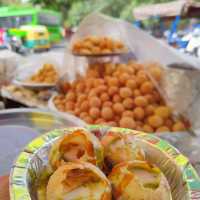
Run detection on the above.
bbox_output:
[62,12,200,131]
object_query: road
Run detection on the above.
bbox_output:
[19,40,68,68]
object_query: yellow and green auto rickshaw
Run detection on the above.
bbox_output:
[9,25,51,51]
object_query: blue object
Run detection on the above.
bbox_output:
[176,39,189,49]
[168,15,181,44]
[134,20,141,28]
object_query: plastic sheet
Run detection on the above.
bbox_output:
[13,52,65,89]
[62,13,200,130]
[0,50,22,87]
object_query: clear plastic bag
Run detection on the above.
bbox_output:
[15,52,64,82]
[0,50,21,87]
[62,13,200,130]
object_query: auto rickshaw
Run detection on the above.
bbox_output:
[8,25,51,51]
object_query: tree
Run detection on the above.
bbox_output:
[31,0,75,19]
[30,0,174,26]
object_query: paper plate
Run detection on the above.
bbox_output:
[13,79,56,90]
[10,125,200,200]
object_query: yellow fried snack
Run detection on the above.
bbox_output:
[101,131,145,166]
[46,161,112,200]
[54,61,188,133]
[28,64,59,84]
[108,160,172,200]
[49,129,104,170]
[72,36,127,55]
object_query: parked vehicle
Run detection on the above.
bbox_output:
[8,25,50,52]
[133,0,200,50]
[0,6,63,44]
[8,35,28,55]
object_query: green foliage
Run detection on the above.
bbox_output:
[65,0,106,27]
[30,0,174,27]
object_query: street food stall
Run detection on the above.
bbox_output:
[1,13,200,199]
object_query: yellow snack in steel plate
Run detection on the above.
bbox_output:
[46,161,111,200]
[108,160,172,200]
[49,129,104,170]
[101,130,145,167]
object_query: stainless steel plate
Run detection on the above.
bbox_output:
[0,108,85,175]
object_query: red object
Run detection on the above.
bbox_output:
[0,175,9,200]
[0,29,5,46]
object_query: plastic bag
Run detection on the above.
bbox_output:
[14,52,65,82]
[63,13,136,81]
[0,50,21,87]
[63,12,200,130]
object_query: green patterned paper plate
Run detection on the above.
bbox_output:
[10,126,200,200]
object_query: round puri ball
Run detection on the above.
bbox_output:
[66,91,76,101]
[122,110,134,118]
[119,87,132,98]
[83,116,94,124]
[76,83,85,93]
[97,85,107,93]
[133,89,141,97]
[172,121,186,132]
[47,161,111,200]
[148,115,163,128]
[134,96,148,107]
[126,79,137,90]
[143,124,154,133]
[107,77,119,87]
[108,160,172,200]
[133,107,145,120]
[103,101,112,107]
[89,97,101,108]
[145,105,155,116]
[100,93,110,102]
[108,86,118,96]
[101,131,145,166]
[140,81,154,94]
[119,73,130,85]
[101,107,113,120]
[136,74,148,86]
[113,94,122,103]
[77,94,87,102]
[154,106,171,119]
[123,98,134,109]
[49,129,104,170]
[145,94,155,104]
[65,101,75,111]
[113,103,124,115]
[79,112,88,119]
[156,126,170,133]
[80,100,89,112]
[119,117,136,129]
[149,65,162,81]
[89,107,100,119]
